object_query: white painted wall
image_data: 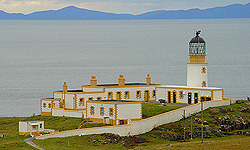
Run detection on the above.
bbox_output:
[117,104,141,119]
[213,90,223,100]
[86,103,115,120]
[52,108,83,118]
[187,64,207,87]
[19,121,28,132]
[83,87,104,92]
[41,100,52,113]
[65,94,74,109]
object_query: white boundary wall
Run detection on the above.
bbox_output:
[36,100,237,140]
[52,108,83,118]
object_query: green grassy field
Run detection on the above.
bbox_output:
[142,103,183,119]
[1,101,250,150]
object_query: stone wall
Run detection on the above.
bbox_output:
[36,100,237,140]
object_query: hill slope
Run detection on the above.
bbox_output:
[0,3,250,20]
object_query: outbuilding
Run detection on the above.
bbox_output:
[19,120,44,136]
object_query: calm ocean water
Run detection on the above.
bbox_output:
[0,19,250,117]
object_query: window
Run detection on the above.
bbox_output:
[100,107,104,116]
[108,92,113,100]
[88,97,93,100]
[40,123,43,129]
[201,67,206,74]
[48,103,52,108]
[136,90,141,99]
[116,91,121,100]
[79,98,84,106]
[124,91,129,99]
[109,108,113,116]
[179,91,184,99]
[90,106,95,115]
[152,90,156,98]
[32,126,36,130]
[97,97,102,100]
[202,81,206,87]
[43,103,46,108]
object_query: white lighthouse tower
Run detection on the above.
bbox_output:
[187,31,208,87]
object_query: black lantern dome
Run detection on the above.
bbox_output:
[189,31,206,55]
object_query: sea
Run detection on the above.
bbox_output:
[0,19,250,117]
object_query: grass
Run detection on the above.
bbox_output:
[32,134,250,150]
[0,115,107,149]
[34,135,126,150]
[135,135,250,150]
[1,101,250,149]
[142,103,183,119]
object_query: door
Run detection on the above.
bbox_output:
[104,117,110,124]
[119,120,124,125]
[188,92,192,104]
[168,91,171,103]
[116,92,121,100]
[173,91,176,103]
[144,90,149,102]
[194,93,198,104]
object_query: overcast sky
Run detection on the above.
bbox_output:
[0,0,249,14]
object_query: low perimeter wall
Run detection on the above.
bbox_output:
[36,100,237,140]
[52,108,83,118]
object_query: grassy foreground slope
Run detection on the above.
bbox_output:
[1,101,250,149]
[34,101,250,150]
[0,116,85,150]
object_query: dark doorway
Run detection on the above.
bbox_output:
[168,91,171,103]
[188,92,192,104]
[173,91,176,103]
[194,93,198,104]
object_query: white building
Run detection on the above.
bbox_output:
[19,120,44,136]
[86,100,142,125]
[41,74,160,119]
[40,31,224,123]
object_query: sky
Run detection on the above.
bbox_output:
[0,0,249,15]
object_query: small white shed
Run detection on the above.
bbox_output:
[19,120,44,136]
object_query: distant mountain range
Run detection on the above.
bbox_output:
[1,3,250,20]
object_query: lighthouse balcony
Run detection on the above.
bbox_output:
[187,55,207,64]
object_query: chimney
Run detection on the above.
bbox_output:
[118,75,125,86]
[63,82,68,93]
[90,76,97,87]
[146,74,151,85]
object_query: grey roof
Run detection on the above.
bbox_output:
[190,35,206,43]
[89,100,139,103]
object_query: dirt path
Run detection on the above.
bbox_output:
[24,137,46,150]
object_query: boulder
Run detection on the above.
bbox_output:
[245,103,250,106]
[209,108,220,115]
[214,130,224,137]
[240,107,249,113]
[220,108,228,113]
[195,114,202,118]
[236,100,245,104]
[203,121,209,125]
[227,107,235,112]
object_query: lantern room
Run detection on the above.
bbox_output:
[189,30,206,55]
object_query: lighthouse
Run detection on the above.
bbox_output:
[187,31,208,87]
